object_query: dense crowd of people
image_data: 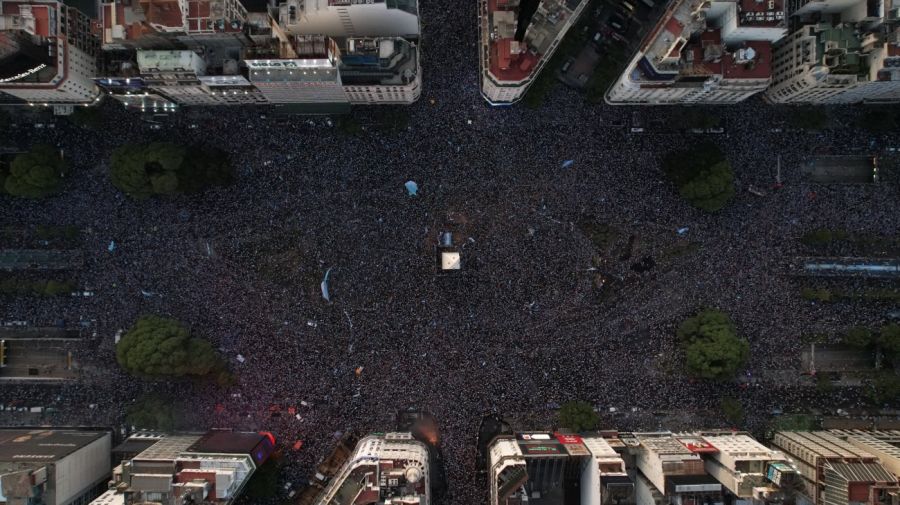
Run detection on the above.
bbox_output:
[1,1,899,503]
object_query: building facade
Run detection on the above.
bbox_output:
[94,0,421,109]
[0,428,113,505]
[90,430,275,505]
[314,432,430,505]
[762,0,900,103]
[771,431,900,505]
[478,0,590,105]
[0,0,100,105]
[606,0,786,104]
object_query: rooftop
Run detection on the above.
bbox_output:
[0,429,109,462]
[338,37,419,86]
[187,430,273,457]
[485,0,581,83]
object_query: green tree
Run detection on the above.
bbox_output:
[866,372,900,405]
[125,395,178,431]
[110,142,232,198]
[662,143,734,212]
[109,144,157,199]
[116,315,222,378]
[878,323,900,358]
[177,146,234,194]
[4,145,67,198]
[558,400,599,432]
[678,310,749,381]
[720,397,744,425]
[842,326,873,348]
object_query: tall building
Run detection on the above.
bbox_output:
[0,0,100,105]
[487,432,633,505]
[314,432,430,505]
[771,431,900,505]
[478,0,590,105]
[0,428,113,505]
[766,15,900,103]
[629,432,725,505]
[829,430,900,478]
[90,430,275,505]
[95,0,421,110]
[606,0,787,104]
[695,432,791,502]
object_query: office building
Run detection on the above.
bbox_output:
[695,432,791,501]
[0,428,113,505]
[314,432,430,505]
[828,431,900,486]
[0,0,100,106]
[95,0,421,110]
[766,15,900,103]
[478,0,590,105]
[629,432,725,505]
[90,430,275,505]
[606,0,787,104]
[487,432,633,505]
[771,431,900,505]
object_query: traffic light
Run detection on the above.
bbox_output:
[0,340,6,368]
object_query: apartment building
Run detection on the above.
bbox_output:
[0,0,100,105]
[606,0,787,104]
[771,431,900,505]
[478,0,590,105]
[765,0,900,103]
[95,0,420,109]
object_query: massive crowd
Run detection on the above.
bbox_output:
[1,0,900,503]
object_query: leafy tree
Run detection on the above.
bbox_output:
[678,310,749,381]
[126,395,178,431]
[878,323,900,356]
[720,397,744,425]
[842,326,873,348]
[178,146,234,194]
[116,315,222,378]
[866,372,900,405]
[109,144,160,199]
[110,142,232,198]
[558,400,599,432]
[4,145,67,198]
[662,143,734,212]
[816,373,834,393]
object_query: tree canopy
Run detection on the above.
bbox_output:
[842,326,873,348]
[678,309,749,381]
[109,142,234,199]
[558,400,598,432]
[662,143,734,212]
[3,145,67,198]
[116,315,222,378]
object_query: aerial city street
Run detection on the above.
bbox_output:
[0,0,899,504]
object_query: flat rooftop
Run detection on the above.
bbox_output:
[0,429,109,461]
[187,430,266,454]
[485,0,581,83]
